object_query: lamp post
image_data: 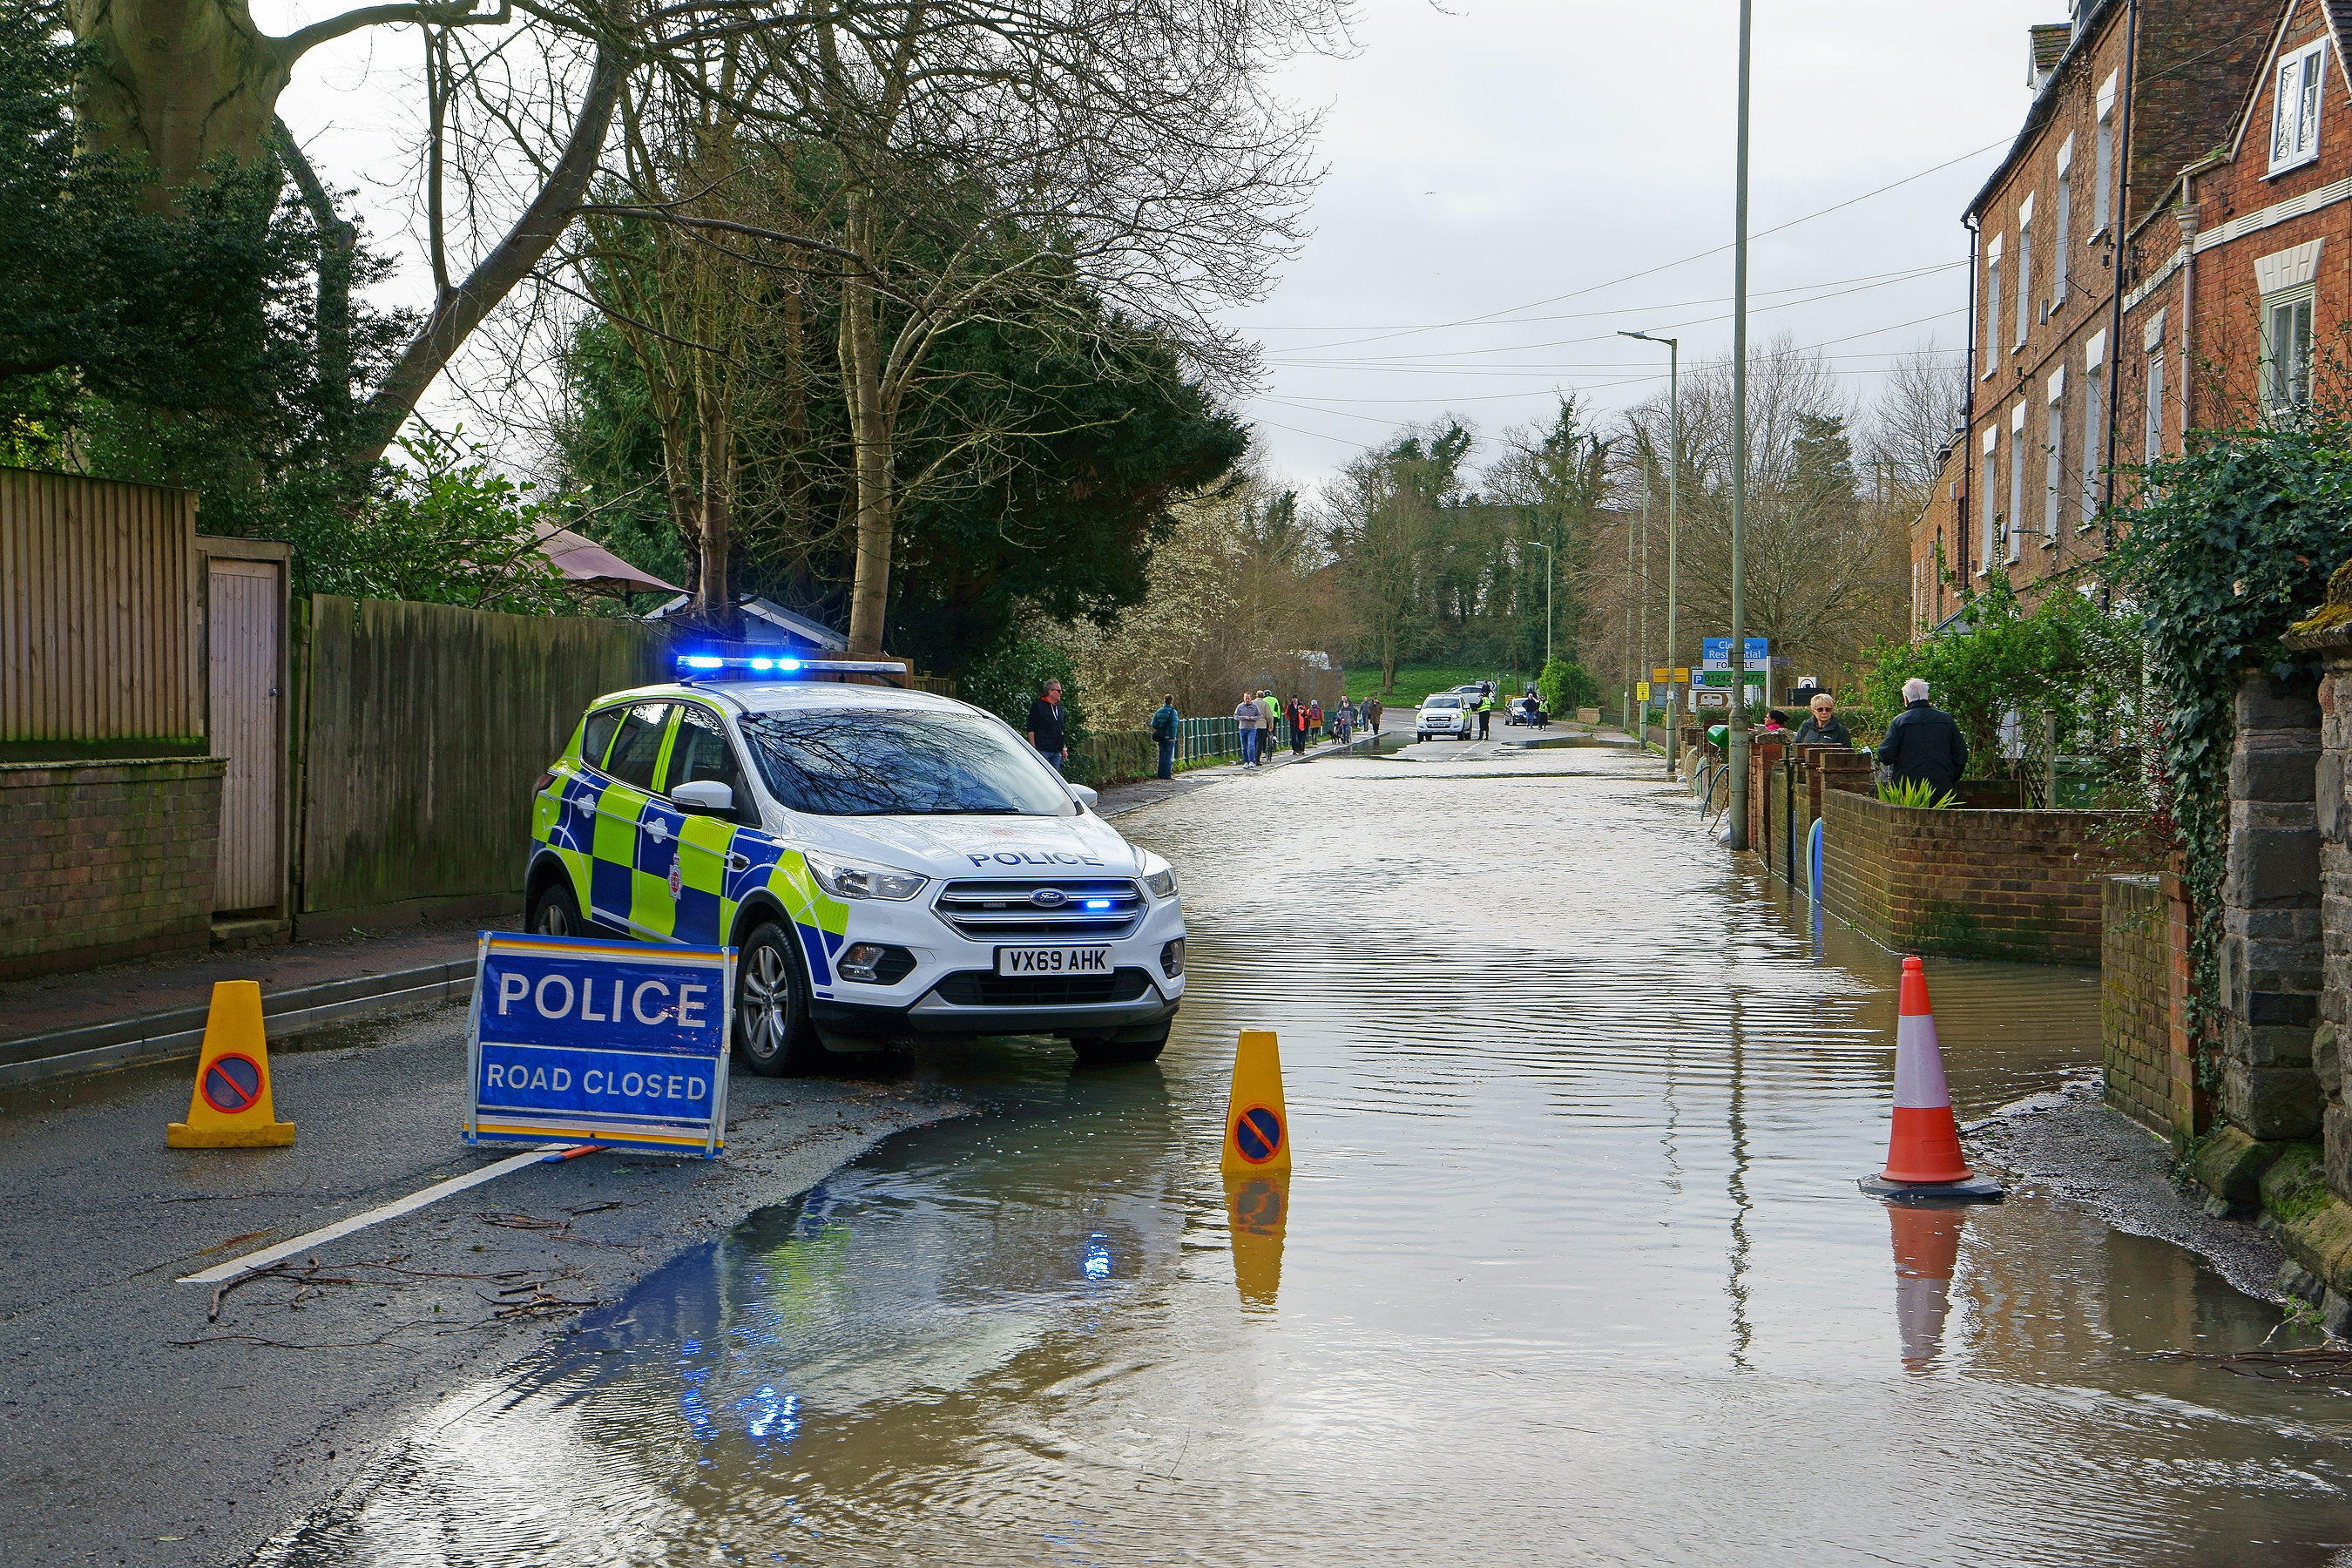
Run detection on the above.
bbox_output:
[1725,0,1754,849]
[1619,329,1680,777]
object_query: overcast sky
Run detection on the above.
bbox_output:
[265,0,2060,489]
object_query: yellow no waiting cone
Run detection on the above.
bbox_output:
[166,981,295,1148]
[1221,1029,1290,1174]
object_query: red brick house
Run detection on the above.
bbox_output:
[2120,0,2352,456]
[1911,0,2275,635]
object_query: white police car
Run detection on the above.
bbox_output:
[524,657,1185,1076]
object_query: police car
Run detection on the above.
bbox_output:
[524,657,1184,1076]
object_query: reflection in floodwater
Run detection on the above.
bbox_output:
[1224,1172,1288,1308]
[1887,1201,1967,1370]
[269,754,2352,1568]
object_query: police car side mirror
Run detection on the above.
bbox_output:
[672,780,734,815]
[1068,784,1099,810]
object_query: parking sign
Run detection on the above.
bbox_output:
[466,932,733,1158]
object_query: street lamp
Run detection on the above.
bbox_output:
[1619,329,1680,778]
[1725,0,1754,849]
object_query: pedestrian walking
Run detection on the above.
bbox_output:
[1477,686,1493,739]
[1026,679,1069,774]
[1877,677,1969,794]
[1308,697,1324,743]
[1364,696,1383,737]
[1234,691,1261,767]
[1151,693,1180,780]
[1793,692,1852,749]
[1289,696,1308,756]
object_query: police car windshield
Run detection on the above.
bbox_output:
[739,709,1076,817]
[1425,697,1458,708]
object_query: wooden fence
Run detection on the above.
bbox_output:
[0,468,205,759]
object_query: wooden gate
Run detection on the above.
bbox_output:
[204,547,287,913]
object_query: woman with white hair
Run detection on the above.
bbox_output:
[1876,678,1968,794]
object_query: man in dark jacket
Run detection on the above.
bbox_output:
[1877,678,1967,793]
[1027,679,1068,774]
[1793,692,1852,748]
[1150,695,1179,780]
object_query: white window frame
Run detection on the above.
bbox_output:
[2054,136,2073,304]
[2015,194,2035,349]
[2270,38,2328,177]
[1984,234,2004,379]
[1979,426,1998,577]
[2081,330,2105,531]
[2009,402,2028,563]
[2044,367,2065,544]
[2093,72,2117,236]
[2146,351,2166,462]
[2257,240,2322,412]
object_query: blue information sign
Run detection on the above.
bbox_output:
[465,932,733,1158]
[1700,636,1770,671]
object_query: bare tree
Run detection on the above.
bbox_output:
[1862,336,1968,517]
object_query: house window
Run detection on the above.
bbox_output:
[2054,138,2073,305]
[1984,235,2004,379]
[2015,199,2035,350]
[2264,287,2316,410]
[2271,39,2327,175]
[2093,74,2116,234]
[1980,436,1997,576]
[2009,406,2027,563]
[2044,373,2065,543]
[2080,373,2104,528]
[2146,350,2166,461]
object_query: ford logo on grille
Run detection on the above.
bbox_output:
[1029,888,1070,908]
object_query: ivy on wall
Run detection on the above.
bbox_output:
[2105,417,2352,1049]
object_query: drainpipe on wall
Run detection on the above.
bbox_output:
[2178,198,2199,449]
[2103,0,2141,541]
[1961,213,1979,603]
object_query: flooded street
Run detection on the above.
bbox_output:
[271,745,2352,1566]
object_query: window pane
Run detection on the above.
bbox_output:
[2301,53,2322,156]
[2146,355,2165,461]
[2294,299,2315,405]
[2045,404,2064,539]
[1982,452,1997,572]
[741,710,1076,817]
[662,704,746,803]
[605,702,672,790]
[2082,382,2102,524]
[2276,58,2300,161]
[580,706,625,770]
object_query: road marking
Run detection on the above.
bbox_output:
[176,1144,594,1284]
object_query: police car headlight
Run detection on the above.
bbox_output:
[802,848,929,901]
[1135,853,1177,901]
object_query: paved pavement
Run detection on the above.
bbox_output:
[0,1002,961,1567]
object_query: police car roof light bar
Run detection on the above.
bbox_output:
[672,653,910,687]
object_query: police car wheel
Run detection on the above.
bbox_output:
[528,880,583,937]
[1069,1021,1170,1066]
[734,921,828,1077]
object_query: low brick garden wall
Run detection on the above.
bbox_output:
[0,758,226,978]
[1817,788,2134,963]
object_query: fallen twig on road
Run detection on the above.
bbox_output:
[2144,1347,2352,1380]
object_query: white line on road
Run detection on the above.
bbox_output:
[177,1144,596,1284]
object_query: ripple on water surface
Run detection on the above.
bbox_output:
[266,751,2352,1567]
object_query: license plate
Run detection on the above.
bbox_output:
[996,945,1113,976]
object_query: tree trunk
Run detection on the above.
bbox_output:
[841,206,893,656]
[273,119,353,438]
[70,0,293,207]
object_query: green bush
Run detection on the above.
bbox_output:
[1537,658,1599,715]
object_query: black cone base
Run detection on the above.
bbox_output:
[1858,1172,2005,1205]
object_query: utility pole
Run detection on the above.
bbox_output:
[1727,0,1753,849]
[1639,458,1651,743]
[1624,504,1635,733]
[1619,330,1680,776]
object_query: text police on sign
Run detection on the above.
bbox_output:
[465,932,734,1158]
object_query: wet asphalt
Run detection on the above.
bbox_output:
[0,1006,959,1567]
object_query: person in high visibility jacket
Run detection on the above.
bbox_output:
[1477,687,1494,739]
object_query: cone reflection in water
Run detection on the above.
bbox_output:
[1225,1172,1288,1308]
[1887,1200,1967,1370]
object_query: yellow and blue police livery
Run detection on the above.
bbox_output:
[525,658,1186,1075]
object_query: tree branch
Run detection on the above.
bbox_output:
[275,0,511,64]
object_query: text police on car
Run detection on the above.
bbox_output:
[524,656,1186,1075]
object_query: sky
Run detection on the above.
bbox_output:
[260,0,2064,489]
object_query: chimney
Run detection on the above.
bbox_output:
[2029,23,2071,91]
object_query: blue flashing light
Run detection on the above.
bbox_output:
[748,657,774,671]
[779,657,803,672]
[681,655,725,670]
[1083,898,1112,909]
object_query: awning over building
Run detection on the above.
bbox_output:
[532,521,684,597]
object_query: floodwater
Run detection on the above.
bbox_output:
[269,743,2352,1566]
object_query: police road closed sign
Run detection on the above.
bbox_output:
[466,933,733,1158]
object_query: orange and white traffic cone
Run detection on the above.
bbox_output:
[1860,957,2002,1203]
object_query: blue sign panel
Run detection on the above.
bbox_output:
[1700,636,1770,671]
[465,933,733,1157]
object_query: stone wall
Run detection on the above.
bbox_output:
[2103,875,2173,1135]
[2220,674,2326,1140]
[2318,658,2352,1199]
[0,758,226,978]
[1818,789,2134,963]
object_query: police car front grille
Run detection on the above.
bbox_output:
[932,879,1146,940]
[929,967,1157,1007]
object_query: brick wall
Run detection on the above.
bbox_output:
[1818,788,2134,963]
[0,758,226,979]
[2104,875,2173,1133]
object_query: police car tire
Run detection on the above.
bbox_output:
[1070,1022,1171,1066]
[528,879,584,938]
[733,920,828,1077]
